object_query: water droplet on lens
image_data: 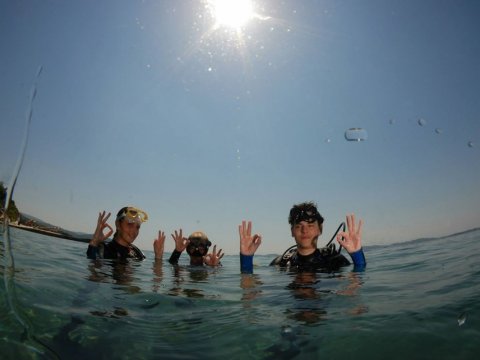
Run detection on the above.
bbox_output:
[435,128,443,134]
[345,128,368,142]
[325,138,331,143]
[418,118,427,126]
[468,141,475,148]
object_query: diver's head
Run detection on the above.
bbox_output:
[289,202,323,252]
[289,202,324,230]
[186,231,212,260]
[113,206,148,246]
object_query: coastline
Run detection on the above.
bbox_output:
[7,223,90,243]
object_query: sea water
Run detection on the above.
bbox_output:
[1,227,479,360]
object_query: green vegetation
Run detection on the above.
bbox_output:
[0,182,20,222]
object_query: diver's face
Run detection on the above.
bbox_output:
[291,221,321,251]
[116,219,140,247]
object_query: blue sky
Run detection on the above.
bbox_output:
[1,0,479,254]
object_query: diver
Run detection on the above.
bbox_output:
[239,202,366,273]
[86,206,148,260]
[168,229,224,266]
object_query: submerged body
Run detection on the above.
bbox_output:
[87,239,145,260]
[270,246,366,272]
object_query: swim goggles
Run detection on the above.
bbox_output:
[186,235,212,256]
[116,207,148,223]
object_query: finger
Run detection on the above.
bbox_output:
[212,244,217,255]
[247,221,252,236]
[336,232,347,244]
[253,235,262,248]
[104,212,111,222]
[348,214,356,233]
[357,219,363,236]
[218,251,224,259]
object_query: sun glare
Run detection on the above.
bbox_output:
[208,0,255,30]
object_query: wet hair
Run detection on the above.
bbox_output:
[112,206,129,239]
[116,207,128,219]
[288,202,324,230]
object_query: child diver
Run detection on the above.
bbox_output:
[87,206,148,260]
[239,202,366,273]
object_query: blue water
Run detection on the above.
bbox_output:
[1,227,479,359]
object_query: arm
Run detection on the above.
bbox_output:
[87,211,113,259]
[239,220,262,274]
[203,245,224,266]
[336,214,366,270]
[153,230,166,261]
[168,229,188,265]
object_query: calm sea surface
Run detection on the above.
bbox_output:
[1,227,479,359]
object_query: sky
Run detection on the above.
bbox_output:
[1,0,479,255]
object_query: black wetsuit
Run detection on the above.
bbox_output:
[241,248,366,273]
[86,240,145,260]
[281,249,352,271]
[168,250,182,265]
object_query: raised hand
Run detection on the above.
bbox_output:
[204,245,224,266]
[336,214,363,254]
[90,211,113,246]
[239,220,262,256]
[153,230,166,260]
[171,229,189,252]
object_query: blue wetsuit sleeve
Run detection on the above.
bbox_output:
[87,245,100,259]
[240,254,254,274]
[349,248,366,271]
[169,250,182,265]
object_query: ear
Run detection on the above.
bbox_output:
[290,227,295,237]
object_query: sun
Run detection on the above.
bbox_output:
[207,0,255,30]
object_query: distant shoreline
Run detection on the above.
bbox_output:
[8,223,90,243]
